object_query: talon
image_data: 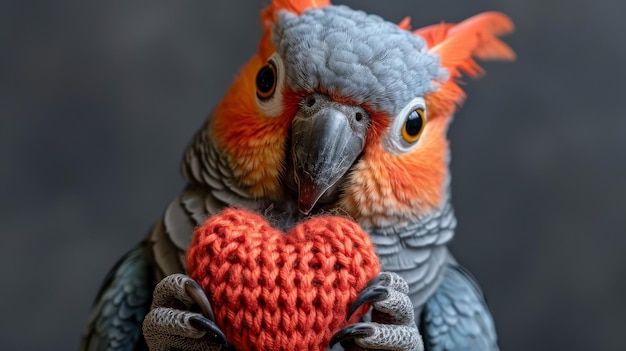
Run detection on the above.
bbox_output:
[185,279,215,321]
[188,315,227,345]
[329,323,374,348]
[347,285,390,321]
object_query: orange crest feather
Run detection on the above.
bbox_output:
[259,0,331,59]
[413,12,515,115]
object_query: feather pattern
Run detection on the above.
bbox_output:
[421,265,499,351]
[80,245,152,351]
[155,121,270,276]
[416,12,515,75]
[413,12,515,115]
[369,189,457,312]
[260,0,331,58]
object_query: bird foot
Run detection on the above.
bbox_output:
[142,274,231,351]
[330,272,424,351]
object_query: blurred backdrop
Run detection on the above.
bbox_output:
[1,0,625,350]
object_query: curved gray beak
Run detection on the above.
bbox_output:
[291,94,369,214]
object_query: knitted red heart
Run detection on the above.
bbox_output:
[186,208,380,351]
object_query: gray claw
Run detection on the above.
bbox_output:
[188,315,227,345]
[330,323,374,348]
[347,285,389,321]
[184,279,215,321]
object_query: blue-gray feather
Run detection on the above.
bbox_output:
[421,265,499,351]
[272,5,445,116]
[81,245,153,351]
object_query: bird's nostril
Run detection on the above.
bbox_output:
[307,98,316,107]
[355,112,363,122]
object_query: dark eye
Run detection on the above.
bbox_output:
[256,61,277,99]
[402,108,426,143]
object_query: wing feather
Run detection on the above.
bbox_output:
[421,265,499,351]
[80,245,152,351]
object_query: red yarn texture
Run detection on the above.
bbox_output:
[186,208,380,351]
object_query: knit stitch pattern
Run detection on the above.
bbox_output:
[187,208,380,351]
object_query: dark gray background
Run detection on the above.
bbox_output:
[1,0,624,350]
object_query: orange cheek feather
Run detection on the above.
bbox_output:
[212,55,292,200]
[341,112,449,226]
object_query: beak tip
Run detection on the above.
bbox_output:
[297,179,324,215]
[298,206,312,215]
[297,195,315,215]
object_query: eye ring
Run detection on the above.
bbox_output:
[401,108,426,143]
[255,53,285,118]
[381,96,427,155]
[256,61,277,100]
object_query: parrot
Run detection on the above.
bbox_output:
[80,1,515,351]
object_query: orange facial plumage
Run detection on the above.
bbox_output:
[212,55,292,200]
[212,0,335,200]
[339,12,515,224]
[340,111,450,227]
[212,0,514,218]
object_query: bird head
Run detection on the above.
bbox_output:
[198,0,514,228]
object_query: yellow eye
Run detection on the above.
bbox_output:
[256,61,277,100]
[401,108,426,143]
